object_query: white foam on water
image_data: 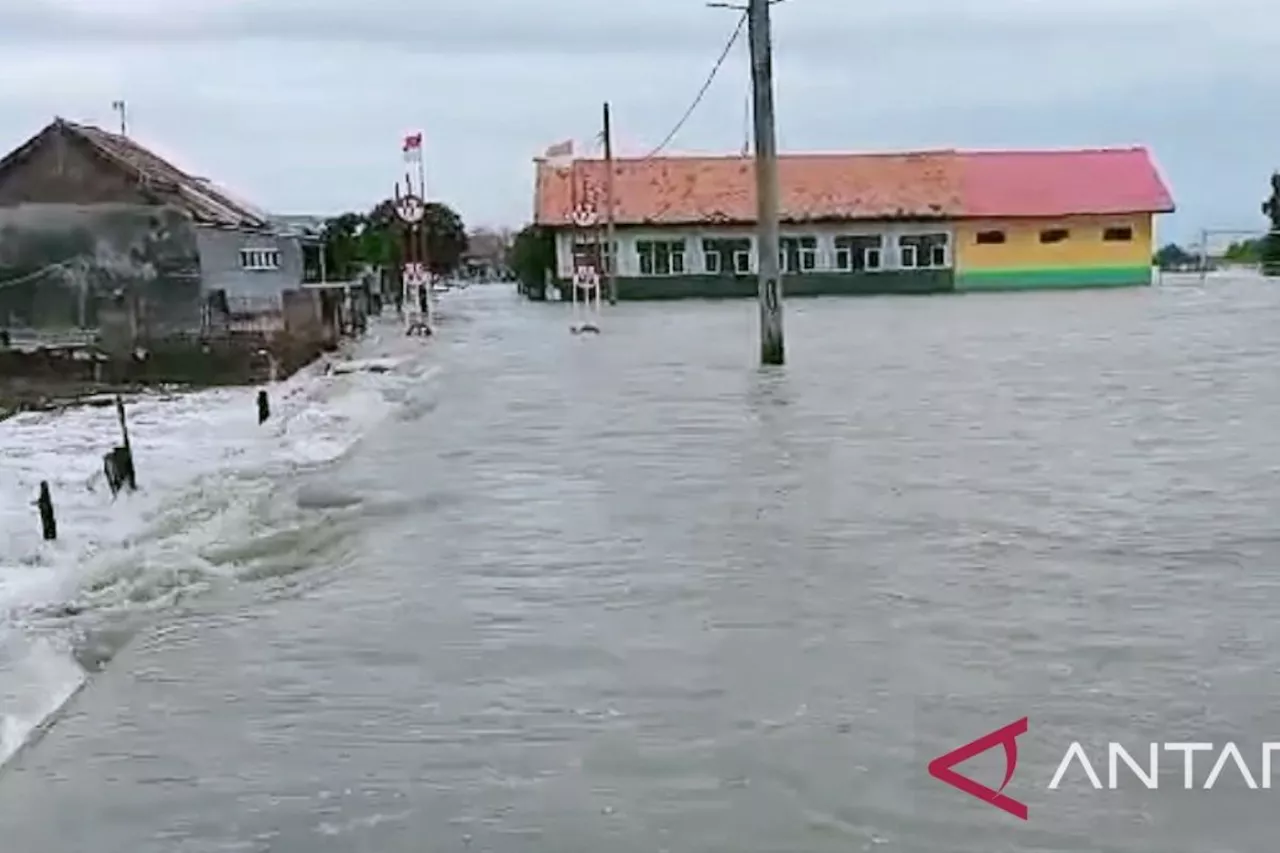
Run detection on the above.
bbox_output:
[0,319,439,767]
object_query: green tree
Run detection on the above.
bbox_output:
[1223,239,1261,262]
[422,202,468,276]
[1262,172,1280,275]
[320,198,468,280]
[507,224,555,297]
[359,199,398,269]
[321,212,364,280]
[1153,242,1194,271]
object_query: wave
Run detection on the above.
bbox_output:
[0,318,441,767]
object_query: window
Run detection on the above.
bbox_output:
[780,236,817,272]
[702,237,751,275]
[1039,228,1069,244]
[975,230,1006,244]
[636,239,686,276]
[1103,226,1133,242]
[572,240,616,274]
[240,248,281,270]
[897,233,950,268]
[834,235,885,272]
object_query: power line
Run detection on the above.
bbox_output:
[643,10,748,159]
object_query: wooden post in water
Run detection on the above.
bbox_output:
[747,0,784,365]
[602,101,618,306]
[114,394,136,491]
[257,389,270,424]
[36,481,56,541]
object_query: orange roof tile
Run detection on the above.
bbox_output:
[533,147,1174,226]
[535,151,963,227]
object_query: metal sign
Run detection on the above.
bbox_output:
[571,204,597,228]
[403,262,428,285]
[396,194,425,223]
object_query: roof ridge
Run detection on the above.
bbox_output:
[54,118,268,228]
[956,145,1149,155]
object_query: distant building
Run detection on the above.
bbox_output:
[532,147,1175,299]
[0,117,308,338]
[461,228,512,279]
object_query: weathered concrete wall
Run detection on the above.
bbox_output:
[195,226,304,309]
[0,203,202,337]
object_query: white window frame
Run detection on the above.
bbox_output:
[865,247,882,271]
[241,248,280,271]
[670,245,685,275]
[733,249,751,274]
[899,243,918,268]
[834,247,852,272]
[799,244,817,272]
[704,251,721,274]
[635,239,687,277]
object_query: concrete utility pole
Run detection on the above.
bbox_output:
[746,0,784,365]
[602,101,618,305]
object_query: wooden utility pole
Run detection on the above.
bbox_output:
[747,0,784,365]
[602,102,618,305]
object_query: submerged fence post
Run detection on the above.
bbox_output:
[36,480,56,541]
[257,389,270,424]
[114,394,136,491]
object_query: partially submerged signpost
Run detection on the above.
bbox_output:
[395,187,431,336]
[569,199,602,334]
[398,131,432,336]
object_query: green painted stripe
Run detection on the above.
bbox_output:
[955,266,1152,291]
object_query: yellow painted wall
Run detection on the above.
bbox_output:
[954,214,1154,272]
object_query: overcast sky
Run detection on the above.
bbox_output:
[0,0,1276,243]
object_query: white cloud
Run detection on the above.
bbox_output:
[0,0,1275,238]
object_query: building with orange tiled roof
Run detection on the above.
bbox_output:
[532,146,1175,299]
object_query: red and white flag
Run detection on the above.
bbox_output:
[403,132,423,162]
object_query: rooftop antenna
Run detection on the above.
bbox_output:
[111,100,127,136]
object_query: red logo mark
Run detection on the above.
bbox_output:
[927,717,1029,820]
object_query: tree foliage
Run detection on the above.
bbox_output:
[1223,239,1260,262]
[1153,243,1195,270]
[320,199,468,280]
[507,224,556,294]
[1261,171,1280,275]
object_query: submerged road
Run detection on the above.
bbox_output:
[2,277,1279,851]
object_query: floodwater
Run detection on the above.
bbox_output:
[1,274,1279,852]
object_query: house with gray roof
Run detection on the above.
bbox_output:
[0,117,313,341]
